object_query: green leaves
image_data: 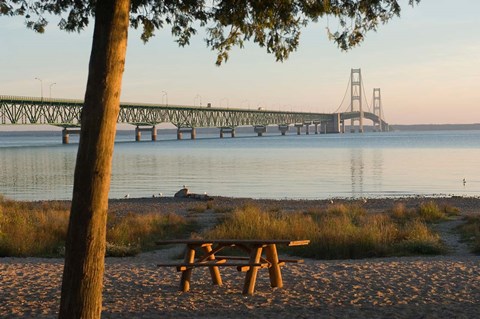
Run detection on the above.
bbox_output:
[2,0,421,63]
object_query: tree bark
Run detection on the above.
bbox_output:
[59,0,130,318]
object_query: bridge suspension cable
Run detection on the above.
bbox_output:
[332,75,351,114]
[361,75,372,113]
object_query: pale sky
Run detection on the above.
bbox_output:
[1,0,479,125]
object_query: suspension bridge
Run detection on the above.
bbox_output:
[0,69,389,143]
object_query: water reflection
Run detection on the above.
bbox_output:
[0,148,76,200]
[1,131,480,200]
[349,149,365,197]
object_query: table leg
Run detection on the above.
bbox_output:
[265,244,283,288]
[202,244,222,286]
[180,246,195,292]
[242,246,263,295]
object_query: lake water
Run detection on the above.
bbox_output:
[0,128,479,201]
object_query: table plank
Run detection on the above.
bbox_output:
[156,239,310,246]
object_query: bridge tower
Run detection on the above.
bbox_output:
[373,88,383,132]
[350,68,363,133]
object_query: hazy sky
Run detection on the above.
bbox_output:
[1,1,479,125]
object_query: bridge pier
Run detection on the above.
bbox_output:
[305,122,311,135]
[135,125,157,142]
[278,125,289,136]
[152,126,157,141]
[314,121,320,134]
[325,113,342,134]
[295,124,303,135]
[349,120,364,133]
[319,122,327,134]
[177,127,196,140]
[62,127,81,144]
[254,125,267,137]
[220,127,235,138]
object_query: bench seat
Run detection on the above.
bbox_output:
[214,256,304,263]
[157,261,271,272]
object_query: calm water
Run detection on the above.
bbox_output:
[1,129,479,200]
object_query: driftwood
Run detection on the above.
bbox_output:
[174,187,212,201]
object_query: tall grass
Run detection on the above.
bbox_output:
[205,204,317,240]
[457,214,480,253]
[106,212,190,256]
[0,196,191,257]
[202,203,446,259]
[0,196,70,257]
[391,201,460,223]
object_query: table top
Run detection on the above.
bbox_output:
[156,239,310,247]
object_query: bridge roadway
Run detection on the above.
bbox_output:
[0,95,389,143]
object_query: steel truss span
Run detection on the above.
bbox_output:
[0,95,388,133]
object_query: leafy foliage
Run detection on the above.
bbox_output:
[1,0,420,65]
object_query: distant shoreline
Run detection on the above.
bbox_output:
[390,123,480,131]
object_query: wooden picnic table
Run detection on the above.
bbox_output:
[156,239,310,295]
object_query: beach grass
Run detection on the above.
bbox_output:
[0,196,191,257]
[106,212,192,256]
[187,204,209,214]
[202,203,447,259]
[0,195,70,257]
[0,195,463,258]
[457,214,480,253]
[390,200,460,223]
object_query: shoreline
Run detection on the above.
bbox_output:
[105,195,480,215]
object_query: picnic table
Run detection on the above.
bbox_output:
[156,239,310,295]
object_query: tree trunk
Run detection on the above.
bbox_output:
[59,1,130,318]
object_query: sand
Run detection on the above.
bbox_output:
[1,196,480,318]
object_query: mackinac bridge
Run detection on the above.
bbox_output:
[0,69,389,144]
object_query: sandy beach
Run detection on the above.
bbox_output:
[1,196,479,318]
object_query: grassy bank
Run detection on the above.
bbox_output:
[203,201,460,259]
[457,215,480,253]
[1,195,467,259]
[0,195,192,257]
